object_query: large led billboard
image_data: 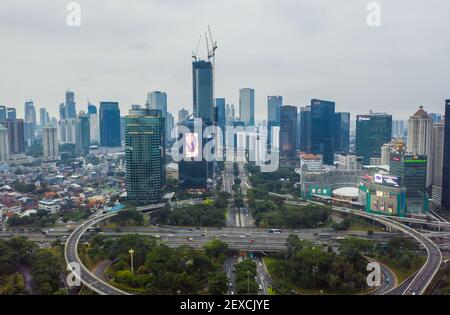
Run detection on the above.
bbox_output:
[185,133,199,158]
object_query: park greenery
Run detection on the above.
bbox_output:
[246,164,300,195]
[7,209,57,227]
[0,237,66,295]
[83,234,230,295]
[434,266,450,295]
[235,259,259,294]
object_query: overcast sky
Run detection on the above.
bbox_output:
[1,0,450,121]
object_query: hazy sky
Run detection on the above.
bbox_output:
[1,0,450,121]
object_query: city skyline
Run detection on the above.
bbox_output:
[1,1,450,120]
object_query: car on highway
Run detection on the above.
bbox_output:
[187,237,193,241]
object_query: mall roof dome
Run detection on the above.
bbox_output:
[332,187,359,198]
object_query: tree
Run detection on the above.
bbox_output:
[203,240,228,262]
[208,272,229,295]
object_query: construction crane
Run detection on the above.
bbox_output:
[192,35,202,62]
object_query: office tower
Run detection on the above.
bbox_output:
[78,112,90,154]
[65,91,77,119]
[356,111,392,165]
[5,119,25,155]
[192,60,214,122]
[230,104,236,122]
[39,108,47,127]
[7,108,16,120]
[392,120,406,138]
[178,108,189,123]
[59,103,66,120]
[99,102,121,147]
[442,100,450,210]
[125,108,165,205]
[215,98,226,131]
[120,116,126,143]
[64,119,77,144]
[88,103,100,143]
[430,113,442,124]
[42,125,59,161]
[267,96,282,126]
[0,124,9,162]
[431,120,445,206]
[335,112,350,153]
[24,100,36,143]
[310,99,336,165]
[166,112,175,142]
[300,106,312,153]
[0,106,6,122]
[147,91,170,141]
[390,152,428,214]
[239,88,255,127]
[50,117,57,127]
[407,106,433,187]
[280,105,298,159]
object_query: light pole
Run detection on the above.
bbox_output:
[129,249,135,273]
[247,270,250,294]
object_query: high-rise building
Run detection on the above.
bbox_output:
[239,88,255,127]
[65,91,77,119]
[280,105,298,159]
[300,106,312,153]
[24,100,36,143]
[59,103,66,120]
[78,112,90,154]
[381,138,405,165]
[0,124,9,162]
[215,98,226,131]
[267,96,282,126]
[430,113,442,124]
[335,112,350,153]
[392,120,406,138]
[407,106,433,187]
[88,103,100,144]
[99,102,121,147]
[178,108,189,123]
[0,106,6,123]
[356,111,392,165]
[42,125,59,161]
[39,108,47,127]
[390,152,428,214]
[5,119,25,155]
[230,104,236,122]
[64,119,77,144]
[125,108,165,205]
[442,100,450,210]
[311,99,336,165]
[192,60,214,122]
[7,108,16,120]
[166,112,175,142]
[431,120,445,206]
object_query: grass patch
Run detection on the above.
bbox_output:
[375,256,426,284]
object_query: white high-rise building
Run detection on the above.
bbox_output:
[89,113,100,143]
[407,106,433,187]
[42,125,59,161]
[0,124,9,162]
[431,120,445,206]
[64,118,77,144]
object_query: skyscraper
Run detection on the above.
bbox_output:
[42,125,59,161]
[5,119,25,155]
[192,60,214,122]
[0,124,9,162]
[310,99,336,165]
[300,106,312,153]
[431,120,445,206]
[166,112,175,142]
[356,112,392,165]
[178,108,190,123]
[0,106,6,123]
[65,91,77,119]
[215,98,226,131]
[442,100,450,210]
[407,106,433,187]
[390,152,428,214]
[78,112,90,154]
[7,108,16,120]
[335,112,350,153]
[88,103,100,144]
[392,120,406,138]
[59,103,66,120]
[239,88,255,127]
[280,105,298,159]
[430,113,442,124]
[267,96,282,126]
[99,102,121,148]
[40,108,47,127]
[125,108,165,205]
[24,100,36,143]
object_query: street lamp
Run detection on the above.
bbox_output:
[129,249,135,273]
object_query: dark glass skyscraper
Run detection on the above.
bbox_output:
[65,91,77,119]
[267,96,282,126]
[356,112,392,164]
[5,119,25,154]
[310,99,336,165]
[215,98,226,132]
[442,100,450,210]
[78,112,90,154]
[280,105,298,159]
[88,103,97,115]
[300,106,312,153]
[99,102,121,147]
[192,60,214,122]
[7,108,16,120]
[0,106,6,122]
[125,108,165,205]
[335,112,350,153]
[390,152,428,214]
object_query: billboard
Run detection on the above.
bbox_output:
[185,133,199,158]
[373,174,400,188]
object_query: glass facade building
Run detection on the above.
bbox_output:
[192,61,214,122]
[280,105,298,159]
[311,99,336,165]
[356,113,392,165]
[335,112,350,153]
[239,88,255,127]
[99,102,121,147]
[125,109,165,205]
